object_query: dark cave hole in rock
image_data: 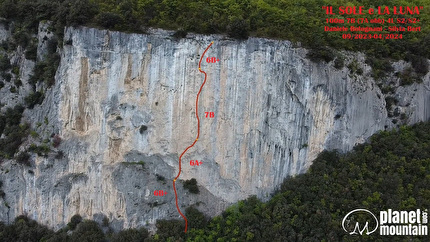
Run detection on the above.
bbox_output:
[140,125,148,134]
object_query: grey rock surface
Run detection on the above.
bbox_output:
[0,25,429,231]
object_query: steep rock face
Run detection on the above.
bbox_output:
[0,26,429,231]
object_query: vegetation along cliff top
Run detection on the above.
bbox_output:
[1,0,429,62]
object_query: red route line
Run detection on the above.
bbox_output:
[173,41,213,233]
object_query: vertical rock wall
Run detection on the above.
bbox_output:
[0,26,429,231]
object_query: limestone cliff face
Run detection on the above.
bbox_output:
[0,26,429,231]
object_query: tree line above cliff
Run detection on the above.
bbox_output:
[0,0,429,63]
[1,121,429,241]
[0,0,428,88]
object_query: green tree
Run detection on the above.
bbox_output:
[68,220,105,242]
[109,227,149,242]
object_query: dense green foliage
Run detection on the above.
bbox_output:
[109,227,149,242]
[0,54,11,72]
[28,143,50,157]
[1,122,429,241]
[0,215,150,242]
[89,0,430,61]
[91,0,429,79]
[0,215,53,242]
[0,0,429,63]
[28,52,60,88]
[67,220,105,242]
[24,91,45,109]
[0,105,28,160]
[0,181,4,199]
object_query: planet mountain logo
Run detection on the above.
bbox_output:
[342,209,379,235]
[342,208,428,236]
[379,209,428,236]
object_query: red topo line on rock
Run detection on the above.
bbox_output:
[173,41,213,233]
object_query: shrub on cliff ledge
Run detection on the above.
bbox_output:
[67,214,83,231]
[409,54,429,75]
[15,152,31,166]
[0,106,28,158]
[183,178,199,194]
[24,91,45,109]
[0,54,11,72]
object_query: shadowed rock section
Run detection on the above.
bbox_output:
[76,57,89,132]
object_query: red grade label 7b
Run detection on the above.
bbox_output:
[205,112,214,118]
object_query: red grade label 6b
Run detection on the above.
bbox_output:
[206,57,220,63]
[154,190,167,196]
